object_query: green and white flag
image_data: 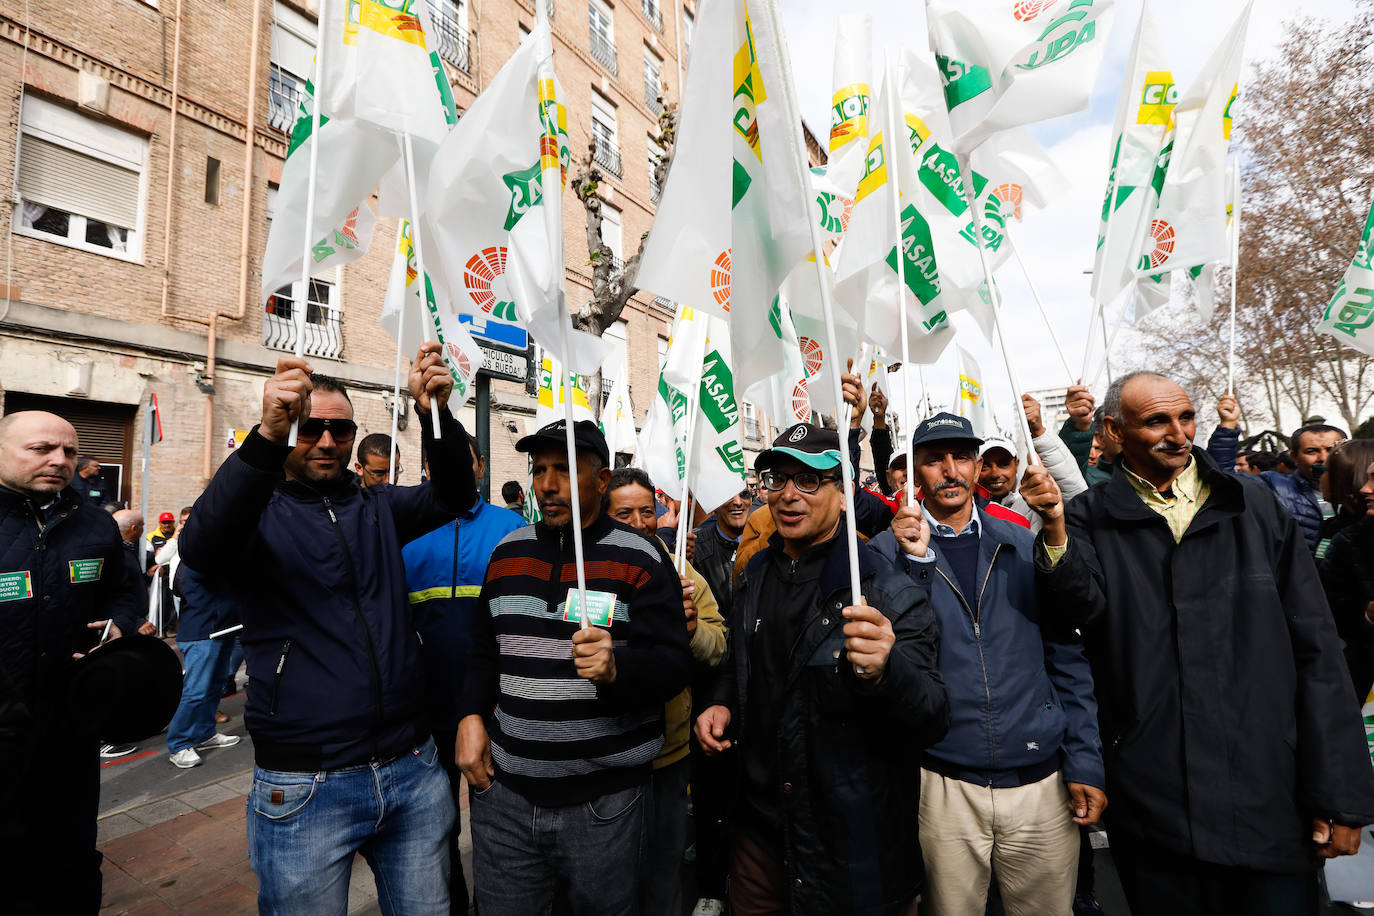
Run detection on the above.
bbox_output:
[1092,1,1174,311]
[599,371,639,456]
[1136,2,1251,277]
[822,14,873,200]
[955,344,993,439]
[1318,199,1374,357]
[259,80,396,303]
[745,297,813,429]
[534,355,595,427]
[926,0,1115,154]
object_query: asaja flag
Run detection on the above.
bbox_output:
[535,356,595,427]
[259,80,394,304]
[380,220,484,406]
[599,371,639,456]
[1137,2,1251,277]
[1318,199,1374,357]
[955,345,993,438]
[1092,1,1174,311]
[824,14,873,200]
[635,0,812,393]
[926,0,1115,154]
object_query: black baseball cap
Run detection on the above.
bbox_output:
[516,419,611,468]
[755,423,843,472]
[910,412,983,451]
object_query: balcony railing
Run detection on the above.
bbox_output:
[744,417,762,441]
[427,0,471,71]
[641,0,663,32]
[263,289,343,359]
[649,166,662,202]
[268,65,303,135]
[644,79,663,114]
[592,138,622,177]
[589,32,618,75]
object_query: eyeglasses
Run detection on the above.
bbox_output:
[759,469,841,494]
[298,418,357,441]
[362,464,402,479]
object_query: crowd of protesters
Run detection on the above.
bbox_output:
[2,353,1373,916]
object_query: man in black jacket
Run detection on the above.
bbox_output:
[695,423,949,916]
[1029,371,1374,914]
[0,410,145,914]
[179,344,475,915]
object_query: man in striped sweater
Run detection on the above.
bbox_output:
[457,419,692,916]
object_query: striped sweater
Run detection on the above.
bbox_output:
[460,512,692,805]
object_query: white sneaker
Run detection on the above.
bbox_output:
[194,733,241,751]
[99,743,137,758]
[692,899,726,916]
[169,748,203,768]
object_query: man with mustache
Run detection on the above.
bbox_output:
[869,413,1105,916]
[1031,371,1374,913]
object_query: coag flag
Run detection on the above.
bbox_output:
[599,371,639,456]
[926,0,1115,154]
[635,0,813,393]
[823,14,873,200]
[745,297,814,429]
[1092,1,1174,311]
[259,80,394,304]
[1137,2,1251,277]
[381,220,484,406]
[776,256,858,421]
[424,21,606,374]
[1318,200,1374,357]
[955,345,993,438]
[534,356,595,427]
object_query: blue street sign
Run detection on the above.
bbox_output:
[459,313,528,353]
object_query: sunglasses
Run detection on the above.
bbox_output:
[297,417,358,440]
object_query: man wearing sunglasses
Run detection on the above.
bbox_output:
[179,343,476,915]
[695,423,949,915]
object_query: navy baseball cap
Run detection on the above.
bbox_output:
[910,412,983,450]
[516,419,611,468]
[754,423,842,472]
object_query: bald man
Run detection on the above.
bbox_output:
[0,410,145,913]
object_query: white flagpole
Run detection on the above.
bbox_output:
[1080,161,1123,381]
[1006,229,1075,382]
[402,133,443,439]
[673,326,706,573]
[288,0,329,447]
[957,159,1039,465]
[881,54,916,507]
[1226,165,1241,395]
[762,0,861,606]
[388,220,408,484]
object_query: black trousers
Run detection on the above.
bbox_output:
[0,719,102,914]
[433,728,472,916]
[1111,832,1318,916]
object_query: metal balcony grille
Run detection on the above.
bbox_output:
[427,0,471,72]
[641,0,663,32]
[592,138,622,177]
[264,283,342,359]
[268,65,303,135]
[589,32,618,75]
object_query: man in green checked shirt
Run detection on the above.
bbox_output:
[1020,370,1374,915]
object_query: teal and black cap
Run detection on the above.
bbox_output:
[754,423,843,472]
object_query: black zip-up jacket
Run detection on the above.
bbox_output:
[179,408,475,771]
[709,522,949,915]
[1035,448,1374,873]
[692,518,738,624]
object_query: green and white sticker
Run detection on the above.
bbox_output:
[563,589,616,627]
[0,571,34,602]
[69,558,104,584]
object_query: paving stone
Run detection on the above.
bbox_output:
[101,828,176,865]
[184,881,258,916]
[149,862,234,909]
[178,782,240,811]
[126,797,195,828]
[120,845,198,883]
[97,812,145,845]
[148,811,213,843]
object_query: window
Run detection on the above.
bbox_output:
[643,48,663,113]
[647,141,664,201]
[599,201,623,270]
[591,92,621,177]
[205,157,221,206]
[657,335,668,372]
[14,96,147,261]
[641,0,662,32]
[682,8,694,54]
[270,1,316,135]
[600,321,628,407]
[743,401,762,441]
[588,0,616,74]
[263,276,342,359]
[427,0,470,72]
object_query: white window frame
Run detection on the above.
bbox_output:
[601,320,628,387]
[591,91,618,151]
[600,201,623,262]
[264,268,344,359]
[657,336,668,372]
[589,0,614,45]
[643,46,663,105]
[269,2,316,133]
[682,8,694,51]
[647,139,664,199]
[13,96,148,263]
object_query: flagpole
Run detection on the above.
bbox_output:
[1007,229,1075,382]
[761,0,861,606]
[881,54,916,507]
[1226,165,1241,395]
[288,0,328,447]
[1080,166,1120,382]
[1090,291,1131,389]
[139,394,152,570]
[402,133,443,439]
[673,325,706,574]
[553,299,591,631]
[957,156,1039,466]
[387,221,409,484]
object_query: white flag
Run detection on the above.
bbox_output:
[926,0,1115,154]
[824,15,873,199]
[954,345,993,438]
[1137,2,1251,276]
[599,372,639,455]
[1318,199,1374,357]
[535,356,595,427]
[745,298,813,429]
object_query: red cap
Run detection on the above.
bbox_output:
[159,512,175,522]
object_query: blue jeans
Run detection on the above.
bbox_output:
[247,738,455,916]
[166,638,234,752]
[470,778,646,916]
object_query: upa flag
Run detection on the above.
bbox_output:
[1318,200,1374,358]
[824,15,873,199]
[259,80,393,304]
[1093,2,1174,310]
[599,372,639,456]
[636,0,812,393]
[926,0,1115,154]
[955,345,993,438]
[1137,2,1251,277]
[535,356,595,427]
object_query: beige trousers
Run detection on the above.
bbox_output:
[918,768,1080,916]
